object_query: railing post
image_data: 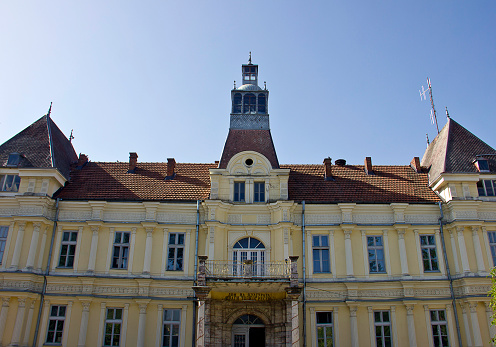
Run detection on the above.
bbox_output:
[289,256,299,287]
[197,255,208,286]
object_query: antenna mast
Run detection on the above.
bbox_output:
[419,78,439,134]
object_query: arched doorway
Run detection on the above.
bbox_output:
[232,314,265,347]
[233,237,265,277]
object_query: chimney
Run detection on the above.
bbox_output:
[323,157,333,181]
[410,157,422,173]
[364,157,374,175]
[77,153,88,169]
[214,160,219,168]
[335,159,346,166]
[166,158,176,179]
[128,152,138,173]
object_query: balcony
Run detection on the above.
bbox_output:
[205,260,290,280]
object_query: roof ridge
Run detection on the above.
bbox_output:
[46,115,55,168]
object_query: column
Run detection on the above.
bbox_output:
[37,300,50,347]
[196,300,206,347]
[183,230,191,275]
[36,227,48,272]
[449,229,460,274]
[78,301,91,347]
[208,227,215,259]
[344,229,354,277]
[469,303,483,347]
[1,222,15,270]
[368,307,375,347]
[127,227,137,275]
[180,305,187,347]
[306,230,313,278]
[391,306,398,347]
[51,227,63,271]
[457,227,471,273]
[333,307,340,346]
[424,305,434,347]
[471,227,485,273]
[11,297,27,345]
[121,303,129,347]
[461,303,473,347]
[105,228,115,273]
[0,298,10,346]
[143,228,154,275]
[61,301,73,347]
[349,306,358,347]
[291,300,299,346]
[22,300,35,347]
[73,226,83,273]
[137,303,147,347]
[446,304,457,347]
[156,304,163,347]
[405,304,417,347]
[10,222,26,270]
[97,303,106,347]
[361,230,369,278]
[414,230,424,275]
[309,307,316,347]
[329,231,337,277]
[397,229,409,275]
[383,230,392,276]
[87,226,99,273]
[25,223,41,270]
[161,228,169,276]
[485,303,496,346]
[435,230,446,275]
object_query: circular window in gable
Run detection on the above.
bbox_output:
[245,158,254,166]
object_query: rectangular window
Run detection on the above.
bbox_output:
[374,310,392,347]
[162,309,181,347]
[488,231,496,266]
[430,309,449,347]
[0,174,21,192]
[477,180,496,196]
[420,235,439,272]
[58,231,78,268]
[0,226,8,264]
[167,233,184,271]
[46,305,66,344]
[254,182,265,202]
[367,236,386,273]
[316,312,333,347]
[312,235,330,273]
[112,232,130,269]
[234,182,245,202]
[104,308,123,347]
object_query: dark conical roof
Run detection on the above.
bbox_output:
[0,115,77,179]
[421,118,496,184]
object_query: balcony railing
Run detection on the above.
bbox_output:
[204,260,290,279]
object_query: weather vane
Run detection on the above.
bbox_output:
[69,129,74,143]
[248,51,252,64]
[419,78,439,134]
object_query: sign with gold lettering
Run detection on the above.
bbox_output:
[211,292,286,301]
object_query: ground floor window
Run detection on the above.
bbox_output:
[163,309,181,347]
[104,308,123,346]
[430,309,449,347]
[374,310,392,347]
[46,305,66,344]
[316,311,333,347]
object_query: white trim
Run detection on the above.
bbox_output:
[51,226,63,271]
[391,305,398,347]
[161,228,169,276]
[156,304,163,347]
[73,226,83,273]
[122,304,129,347]
[329,230,336,278]
[449,229,460,274]
[383,230,391,277]
[105,228,115,274]
[414,230,423,275]
[435,230,446,276]
[181,305,187,347]
[309,307,316,347]
[361,230,369,278]
[184,230,191,275]
[97,302,106,347]
[128,228,137,275]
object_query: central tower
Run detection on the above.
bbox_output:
[219,55,279,169]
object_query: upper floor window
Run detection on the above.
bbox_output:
[367,236,386,273]
[474,157,490,172]
[163,309,181,347]
[232,93,242,113]
[58,231,78,268]
[46,305,66,344]
[0,226,8,265]
[104,308,123,347]
[0,174,20,192]
[167,233,184,271]
[254,182,265,202]
[7,153,20,166]
[316,312,333,347]
[430,310,449,346]
[488,231,496,266]
[243,66,257,81]
[243,93,256,113]
[374,310,392,347]
[258,94,266,113]
[477,180,496,196]
[420,235,439,272]
[112,232,130,269]
[313,235,330,273]
[234,182,245,202]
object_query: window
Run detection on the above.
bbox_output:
[477,180,496,196]
[112,232,130,269]
[0,174,20,192]
[162,309,181,347]
[474,157,490,172]
[488,231,496,266]
[430,310,449,347]
[243,93,256,113]
[313,235,330,273]
[233,237,265,277]
[316,312,333,347]
[104,308,123,347]
[234,182,245,202]
[374,311,392,347]
[258,94,266,113]
[420,235,439,272]
[46,305,66,344]
[254,182,265,202]
[232,93,242,113]
[7,153,20,166]
[243,66,257,81]
[367,236,386,273]
[0,226,8,264]
[167,233,184,271]
[58,231,78,268]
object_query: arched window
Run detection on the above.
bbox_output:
[233,237,265,277]
[258,94,266,113]
[243,93,256,114]
[232,93,242,113]
[233,315,264,325]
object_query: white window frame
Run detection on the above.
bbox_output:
[312,235,330,273]
[420,234,439,272]
[111,231,130,269]
[367,235,386,273]
[374,310,392,347]
[162,309,181,347]
[430,309,449,347]
[45,305,66,345]
[167,233,185,271]
[477,179,496,196]
[316,311,333,347]
[58,230,78,268]
[234,181,245,202]
[254,182,265,202]
[0,174,20,192]
[0,226,9,264]
[104,307,123,347]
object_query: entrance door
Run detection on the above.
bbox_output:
[233,237,265,277]
[232,315,265,347]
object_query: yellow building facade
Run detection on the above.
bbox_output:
[0,60,495,347]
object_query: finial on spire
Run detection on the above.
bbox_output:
[264,81,267,90]
[426,133,430,146]
[234,80,236,89]
[69,129,74,143]
[47,102,52,118]
[248,51,252,64]
[445,106,450,119]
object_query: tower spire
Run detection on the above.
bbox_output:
[248,51,252,64]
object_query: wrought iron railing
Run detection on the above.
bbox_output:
[204,260,290,279]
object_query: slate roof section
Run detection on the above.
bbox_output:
[219,129,280,169]
[0,115,77,179]
[421,118,496,184]
[56,161,439,203]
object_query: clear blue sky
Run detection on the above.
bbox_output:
[1,1,495,166]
